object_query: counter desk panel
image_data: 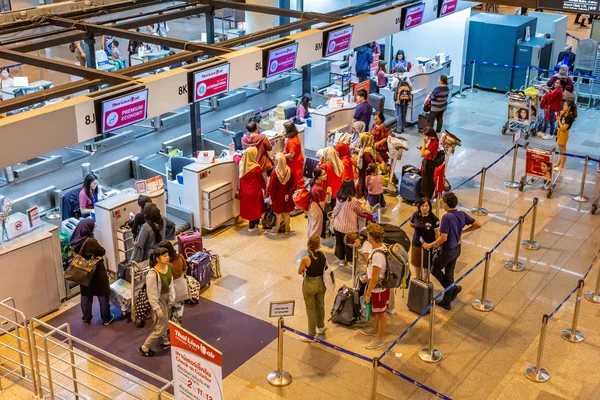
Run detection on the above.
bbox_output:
[303,103,357,151]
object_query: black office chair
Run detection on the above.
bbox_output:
[233,130,245,151]
[368,93,385,116]
[283,106,298,120]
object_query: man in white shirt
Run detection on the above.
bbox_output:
[391,66,412,133]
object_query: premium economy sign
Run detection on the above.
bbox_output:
[324,26,354,57]
[402,4,425,30]
[266,43,299,78]
[439,0,458,17]
[100,89,148,134]
[170,322,223,400]
[193,64,230,102]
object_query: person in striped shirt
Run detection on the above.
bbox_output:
[427,75,450,133]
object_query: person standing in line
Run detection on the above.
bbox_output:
[420,127,439,199]
[239,147,266,232]
[129,195,152,240]
[70,219,114,326]
[334,141,355,181]
[139,247,175,357]
[74,41,87,66]
[158,240,187,325]
[79,173,100,216]
[427,75,450,133]
[298,236,327,341]
[539,78,565,140]
[360,223,389,349]
[554,100,577,171]
[320,147,344,208]
[355,44,373,83]
[375,61,388,94]
[391,66,412,133]
[366,163,385,208]
[409,198,440,279]
[283,122,304,190]
[546,65,574,101]
[307,167,328,238]
[357,133,377,199]
[331,180,370,267]
[131,204,176,262]
[370,112,390,163]
[267,153,295,236]
[353,89,372,128]
[423,193,481,310]
[242,121,274,177]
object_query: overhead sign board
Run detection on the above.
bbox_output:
[192,64,230,103]
[264,43,299,78]
[438,0,458,17]
[537,0,599,14]
[402,3,425,30]
[99,89,148,134]
[324,25,354,57]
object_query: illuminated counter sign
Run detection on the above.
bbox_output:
[324,26,354,57]
[101,89,148,134]
[266,43,299,78]
[537,0,599,13]
[193,64,231,102]
[439,0,458,17]
[402,4,425,30]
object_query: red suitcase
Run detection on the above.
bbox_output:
[178,232,203,258]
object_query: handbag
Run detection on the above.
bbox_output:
[173,276,190,303]
[323,264,335,295]
[64,238,100,287]
[261,205,276,229]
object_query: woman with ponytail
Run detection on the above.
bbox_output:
[298,236,327,340]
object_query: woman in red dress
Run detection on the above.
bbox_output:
[370,112,389,163]
[334,142,355,181]
[357,133,377,198]
[284,122,305,190]
[320,147,344,208]
[267,153,295,235]
[239,147,266,231]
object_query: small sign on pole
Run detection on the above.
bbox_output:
[513,130,521,143]
[269,300,295,318]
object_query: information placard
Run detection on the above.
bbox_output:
[170,322,223,400]
[324,26,354,57]
[100,89,148,134]
[193,64,230,103]
[269,300,296,317]
[537,0,599,14]
[438,0,458,17]
[265,43,299,78]
[402,4,425,30]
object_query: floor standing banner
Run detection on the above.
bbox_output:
[169,322,223,400]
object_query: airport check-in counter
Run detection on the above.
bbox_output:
[130,50,170,66]
[0,216,64,318]
[303,103,356,151]
[94,190,166,273]
[1,80,54,100]
[264,125,306,156]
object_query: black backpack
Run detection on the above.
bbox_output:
[434,149,445,167]
[395,77,411,104]
[330,285,362,326]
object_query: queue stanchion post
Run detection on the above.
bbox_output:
[585,260,600,303]
[418,296,442,363]
[370,357,379,399]
[504,143,520,188]
[455,63,467,99]
[472,252,494,312]
[572,156,590,203]
[525,314,550,383]
[505,216,526,272]
[352,246,357,288]
[267,317,292,387]
[522,197,541,250]
[471,167,488,216]
[466,61,478,93]
[436,193,441,219]
[561,280,585,343]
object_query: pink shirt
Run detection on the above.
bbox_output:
[377,70,387,88]
[366,175,383,195]
[79,188,93,210]
[296,104,307,119]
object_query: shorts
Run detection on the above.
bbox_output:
[371,289,390,314]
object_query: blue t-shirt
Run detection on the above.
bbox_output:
[439,209,475,250]
[353,101,372,128]
[410,211,440,247]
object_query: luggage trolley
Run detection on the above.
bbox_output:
[109,260,151,326]
[438,129,463,193]
[518,143,559,198]
[501,90,537,140]
[384,135,409,195]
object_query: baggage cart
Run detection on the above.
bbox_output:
[384,135,409,195]
[518,144,558,198]
[109,260,151,326]
[501,91,537,140]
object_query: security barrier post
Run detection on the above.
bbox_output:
[352,246,357,288]
[522,198,541,250]
[370,357,379,399]
[436,193,441,218]
[471,167,488,216]
[572,156,590,203]
[525,314,550,383]
[473,252,494,312]
[561,280,585,343]
[505,216,526,272]
[504,143,520,188]
[418,297,442,363]
[455,63,467,99]
[466,61,478,93]
[268,317,292,387]
[585,261,600,303]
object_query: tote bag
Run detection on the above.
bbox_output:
[64,238,100,287]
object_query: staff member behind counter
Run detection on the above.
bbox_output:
[296,94,311,123]
[79,173,100,215]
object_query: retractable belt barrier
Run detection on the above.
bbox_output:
[472,59,600,80]
[567,33,581,42]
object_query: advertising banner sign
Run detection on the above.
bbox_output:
[439,0,458,17]
[266,43,299,78]
[403,4,425,30]
[325,26,354,57]
[101,89,148,134]
[193,64,230,102]
[170,322,223,400]
[525,149,553,180]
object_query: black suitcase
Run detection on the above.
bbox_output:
[117,260,133,283]
[407,248,434,315]
[402,164,420,176]
[303,157,320,179]
[418,113,429,132]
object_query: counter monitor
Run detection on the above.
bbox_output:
[324,25,354,57]
[192,63,231,103]
[100,89,149,134]
[265,43,299,78]
[438,0,458,17]
[401,3,425,30]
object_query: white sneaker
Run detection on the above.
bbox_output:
[542,134,552,140]
[301,337,315,343]
[338,260,347,267]
[316,327,327,335]
[248,226,257,232]
[360,327,377,336]
[267,230,278,236]
[386,308,396,315]
[365,339,386,350]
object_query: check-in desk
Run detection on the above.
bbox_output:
[263,125,305,156]
[1,80,54,100]
[130,50,170,66]
[0,218,64,318]
[303,103,357,151]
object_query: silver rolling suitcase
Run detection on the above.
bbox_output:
[407,247,434,314]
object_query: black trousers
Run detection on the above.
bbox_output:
[427,110,444,133]
[431,245,462,302]
[320,198,336,239]
[421,158,436,199]
[249,218,261,228]
[334,229,353,263]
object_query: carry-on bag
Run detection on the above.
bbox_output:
[418,113,429,132]
[187,252,212,290]
[330,285,362,326]
[359,223,410,253]
[407,248,434,315]
[399,173,422,204]
[178,231,203,258]
[109,278,132,315]
[117,260,134,282]
[303,157,320,179]
[64,238,100,287]
[185,275,201,304]
[402,164,420,177]
[203,248,222,279]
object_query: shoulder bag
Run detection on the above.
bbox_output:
[64,238,101,287]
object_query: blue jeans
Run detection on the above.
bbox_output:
[81,295,111,324]
[542,111,556,135]
[395,103,408,131]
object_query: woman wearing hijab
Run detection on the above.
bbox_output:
[239,147,266,231]
[546,64,574,101]
[131,204,176,262]
[334,142,355,181]
[129,195,152,239]
[320,147,344,208]
[357,133,377,198]
[283,122,305,190]
[267,153,295,235]
[70,219,113,325]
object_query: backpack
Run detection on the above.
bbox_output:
[69,42,76,53]
[395,77,411,104]
[433,148,445,167]
[371,244,411,290]
[330,285,362,326]
[293,188,311,211]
